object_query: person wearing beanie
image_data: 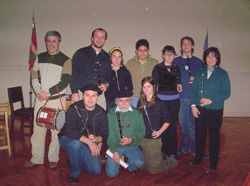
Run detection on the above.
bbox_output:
[125,39,159,107]
[105,47,133,111]
[58,84,108,184]
[106,89,145,178]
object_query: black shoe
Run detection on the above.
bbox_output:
[162,152,167,160]
[209,165,217,170]
[68,176,78,184]
[191,159,200,165]
[177,150,182,155]
[193,153,210,160]
[203,155,210,160]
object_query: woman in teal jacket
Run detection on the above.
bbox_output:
[190,47,230,170]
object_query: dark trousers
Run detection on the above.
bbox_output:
[161,98,180,156]
[195,106,223,167]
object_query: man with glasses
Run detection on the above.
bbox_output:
[25,30,72,169]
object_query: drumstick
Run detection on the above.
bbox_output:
[74,105,90,136]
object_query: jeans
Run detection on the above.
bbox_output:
[59,136,101,178]
[131,97,139,108]
[106,146,144,178]
[178,99,196,153]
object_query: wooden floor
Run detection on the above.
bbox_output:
[0,117,249,186]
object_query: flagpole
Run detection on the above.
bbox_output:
[28,12,37,107]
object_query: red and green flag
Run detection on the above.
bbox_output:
[28,15,37,71]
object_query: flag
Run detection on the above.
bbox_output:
[28,14,37,71]
[203,28,208,51]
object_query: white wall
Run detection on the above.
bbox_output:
[0,0,249,116]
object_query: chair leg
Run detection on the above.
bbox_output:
[20,117,24,134]
[10,116,15,135]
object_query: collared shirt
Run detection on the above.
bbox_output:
[115,105,133,112]
[137,55,149,69]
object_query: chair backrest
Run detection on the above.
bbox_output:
[7,86,25,112]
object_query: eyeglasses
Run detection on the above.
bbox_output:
[164,53,175,57]
[46,40,59,44]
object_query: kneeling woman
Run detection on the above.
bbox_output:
[137,76,177,174]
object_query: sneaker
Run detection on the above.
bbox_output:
[68,176,78,184]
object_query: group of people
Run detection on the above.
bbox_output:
[24,28,231,184]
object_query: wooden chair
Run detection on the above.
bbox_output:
[0,102,11,156]
[7,86,34,135]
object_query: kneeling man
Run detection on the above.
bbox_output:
[106,90,145,177]
[59,84,108,184]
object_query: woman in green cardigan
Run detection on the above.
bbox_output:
[190,47,231,170]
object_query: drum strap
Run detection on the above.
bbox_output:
[43,85,65,110]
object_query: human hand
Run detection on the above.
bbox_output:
[192,106,200,118]
[177,84,183,92]
[152,130,161,139]
[189,76,194,84]
[38,91,50,101]
[88,141,100,156]
[120,136,132,146]
[98,83,107,92]
[200,98,212,107]
[113,152,120,164]
[88,134,97,143]
[72,93,80,103]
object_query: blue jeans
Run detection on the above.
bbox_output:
[178,99,196,153]
[131,97,139,108]
[106,146,144,178]
[59,136,101,178]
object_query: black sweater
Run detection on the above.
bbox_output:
[137,99,170,139]
[105,66,133,101]
[70,45,112,94]
[58,101,109,141]
[152,62,181,95]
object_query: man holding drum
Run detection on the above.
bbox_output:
[25,31,72,169]
[58,84,109,184]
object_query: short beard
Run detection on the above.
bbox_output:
[119,106,129,113]
[92,42,104,49]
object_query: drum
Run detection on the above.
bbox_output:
[36,107,65,130]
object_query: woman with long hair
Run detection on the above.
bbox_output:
[137,76,177,174]
[105,47,133,111]
[190,47,231,170]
